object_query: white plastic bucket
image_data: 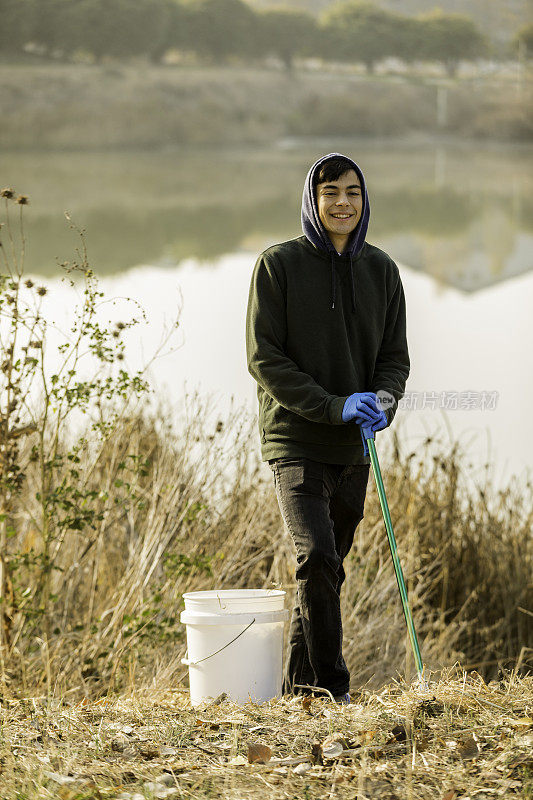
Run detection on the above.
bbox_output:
[180,589,289,706]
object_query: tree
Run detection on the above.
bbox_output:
[387,15,426,67]
[143,0,187,64]
[320,1,401,73]
[182,0,257,63]
[0,0,34,56]
[416,10,488,77]
[256,7,317,71]
[26,0,88,62]
[101,0,186,64]
[70,0,141,62]
[24,0,186,64]
[513,22,533,60]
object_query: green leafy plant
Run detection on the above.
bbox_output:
[0,187,178,685]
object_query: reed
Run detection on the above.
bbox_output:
[1,398,530,699]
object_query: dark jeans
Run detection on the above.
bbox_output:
[268,457,370,697]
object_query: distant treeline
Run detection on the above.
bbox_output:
[1,0,532,74]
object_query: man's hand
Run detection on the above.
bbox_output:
[359,402,388,456]
[342,392,381,425]
[369,408,387,432]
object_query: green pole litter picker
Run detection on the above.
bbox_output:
[363,426,427,690]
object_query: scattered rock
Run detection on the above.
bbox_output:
[44,772,77,785]
[160,745,179,756]
[158,772,175,786]
[137,742,161,759]
[143,782,179,799]
[229,754,248,766]
[111,735,128,752]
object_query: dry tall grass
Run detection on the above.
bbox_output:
[2,392,531,701]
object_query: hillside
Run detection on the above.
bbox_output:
[1,63,531,151]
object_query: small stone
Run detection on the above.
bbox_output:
[143,783,179,798]
[293,762,312,775]
[111,736,127,752]
[229,754,248,766]
[158,773,175,786]
[44,772,77,785]
[160,745,179,756]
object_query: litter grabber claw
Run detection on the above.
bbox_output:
[361,424,427,690]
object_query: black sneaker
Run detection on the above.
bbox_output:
[334,692,351,705]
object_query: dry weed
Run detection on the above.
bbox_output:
[1,396,531,700]
[0,668,531,799]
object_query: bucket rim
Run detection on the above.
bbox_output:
[182,589,286,600]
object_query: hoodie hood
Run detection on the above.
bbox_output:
[301,153,370,311]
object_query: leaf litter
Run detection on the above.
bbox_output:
[0,668,532,799]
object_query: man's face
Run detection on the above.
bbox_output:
[316,169,363,248]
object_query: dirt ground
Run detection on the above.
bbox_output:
[1,669,532,799]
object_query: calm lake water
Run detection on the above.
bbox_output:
[1,141,532,488]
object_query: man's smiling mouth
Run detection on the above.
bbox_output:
[331,213,353,219]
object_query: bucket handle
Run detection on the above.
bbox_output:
[181,618,256,667]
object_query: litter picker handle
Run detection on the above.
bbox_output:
[365,434,426,686]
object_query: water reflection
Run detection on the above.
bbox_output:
[1,142,531,290]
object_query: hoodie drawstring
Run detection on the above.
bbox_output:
[331,252,336,310]
[330,253,356,313]
[349,255,356,313]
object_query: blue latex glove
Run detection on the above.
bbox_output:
[360,408,388,456]
[341,392,381,425]
[369,408,388,432]
[360,424,374,457]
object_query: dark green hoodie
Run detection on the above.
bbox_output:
[245,154,410,465]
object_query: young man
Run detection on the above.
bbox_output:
[245,153,410,703]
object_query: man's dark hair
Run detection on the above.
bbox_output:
[312,156,356,194]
